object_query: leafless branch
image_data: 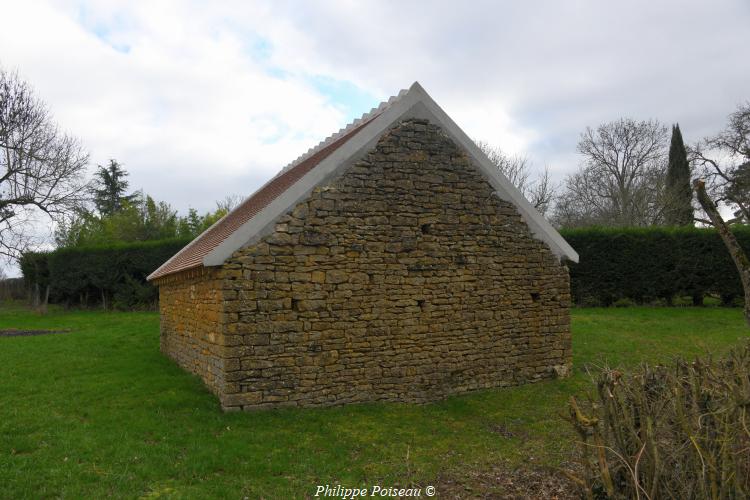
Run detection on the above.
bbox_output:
[553,118,669,227]
[689,102,750,224]
[0,69,89,261]
[475,141,557,216]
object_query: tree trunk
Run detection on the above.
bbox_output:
[32,283,40,309]
[694,179,750,326]
[40,285,50,314]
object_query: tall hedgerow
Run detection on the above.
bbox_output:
[20,238,189,309]
[561,226,749,306]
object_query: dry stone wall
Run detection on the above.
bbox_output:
[217,118,572,410]
[156,267,227,397]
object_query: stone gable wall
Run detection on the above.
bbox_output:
[156,267,227,397]
[216,118,572,410]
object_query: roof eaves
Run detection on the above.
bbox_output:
[271,88,409,180]
[147,86,413,281]
[405,84,579,263]
[201,85,422,267]
[149,81,577,280]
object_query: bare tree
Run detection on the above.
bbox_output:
[694,179,750,325]
[553,118,669,227]
[690,102,750,224]
[216,194,244,213]
[0,69,89,260]
[476,141,556,216]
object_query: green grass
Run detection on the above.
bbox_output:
[0,303,747,498]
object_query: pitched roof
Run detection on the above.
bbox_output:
[147,90,408,280]
[148,82,577,281]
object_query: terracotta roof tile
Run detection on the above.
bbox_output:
[148,81,579,279]
[148,115,380,281]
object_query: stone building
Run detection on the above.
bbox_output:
[148,82,579,411]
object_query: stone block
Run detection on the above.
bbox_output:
[325,270,349,284]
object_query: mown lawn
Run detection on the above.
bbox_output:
[0,303,747,498]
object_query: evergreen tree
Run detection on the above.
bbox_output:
[176,206,228,239]
[177,208,203,239]
[57,157,230,246]
[92,159,137,217]
[664,124,694,225]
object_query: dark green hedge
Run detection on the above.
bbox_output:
[560,227,747,306]
[20,228,748,309]
[20,238,189,309]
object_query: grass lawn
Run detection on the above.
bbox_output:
[1,303,748,498]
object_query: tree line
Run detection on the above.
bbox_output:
[479,102,749,230]
[54,158,241,248]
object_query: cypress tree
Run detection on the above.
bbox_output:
[665,124,694,225]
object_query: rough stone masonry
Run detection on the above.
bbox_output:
[154,118,572,410]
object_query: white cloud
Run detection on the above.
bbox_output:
[0,0,354,214]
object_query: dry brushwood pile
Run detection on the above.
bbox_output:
[568,342,750,499]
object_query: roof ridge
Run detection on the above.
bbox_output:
[148,81,578,281]
[272,87,409,179]
[147,86,412,281]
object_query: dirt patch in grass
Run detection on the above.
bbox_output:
[434,463,578,499]
[0,328,72,338]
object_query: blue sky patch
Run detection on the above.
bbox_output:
[76,4,131,53]
[307,76,380,123]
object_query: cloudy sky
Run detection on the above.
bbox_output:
[1,0,749,262]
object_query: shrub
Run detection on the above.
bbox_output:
[567,343,750,499]
[20,238,189,309]
[561,226,750,306]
